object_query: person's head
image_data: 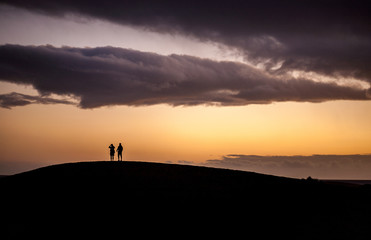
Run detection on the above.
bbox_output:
[110,144,113,146]
[119,143,122,145]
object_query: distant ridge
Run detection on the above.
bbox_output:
[2,161,371,239]
[323,179,371,186]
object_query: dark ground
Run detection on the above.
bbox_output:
[1,161,371,239]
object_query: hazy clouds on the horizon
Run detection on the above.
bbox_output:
[205,154,371,179]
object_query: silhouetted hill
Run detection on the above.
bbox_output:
[1,161,371,239]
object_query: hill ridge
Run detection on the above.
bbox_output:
[2,161,371,238]
[1,161,302,190]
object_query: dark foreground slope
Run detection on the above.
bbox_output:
[1,161,371,239]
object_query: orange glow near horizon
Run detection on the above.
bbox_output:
[1,97,371,172]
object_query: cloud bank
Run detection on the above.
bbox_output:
[1,0,371,83]
[0,45,369,108]
[205,154,371,179]
[0,92,73,109]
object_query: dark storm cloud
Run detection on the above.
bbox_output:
[1,0,371,82]
[0,45,369,108]
[0,92,73,109]
[205,154,371,179]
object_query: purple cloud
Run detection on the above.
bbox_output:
[0,45,369,108]
[1,0,371,83]
[0,91,74,109]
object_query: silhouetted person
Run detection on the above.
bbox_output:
[109,144,115,161]
[117,143,123,161]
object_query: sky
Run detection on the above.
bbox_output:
[0,1,370,178]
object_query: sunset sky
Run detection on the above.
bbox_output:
[0,1,370,178]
